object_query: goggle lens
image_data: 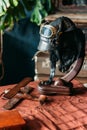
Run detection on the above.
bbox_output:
[40,26,53,38]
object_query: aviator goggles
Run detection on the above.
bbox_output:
[40,24,57,38]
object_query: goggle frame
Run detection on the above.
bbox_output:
[40,24,57,38]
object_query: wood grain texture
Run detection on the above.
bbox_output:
[0,110,25,129]
[0,79,87,130]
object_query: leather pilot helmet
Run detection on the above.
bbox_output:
[38,24,57,51]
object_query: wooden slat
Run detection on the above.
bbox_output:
[3,86,34,110]
[3,77,32,99]
[45,12,87,24]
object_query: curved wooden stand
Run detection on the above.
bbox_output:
[38,57,84,96]
[61,57,84,82]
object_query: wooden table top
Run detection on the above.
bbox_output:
[0,78,87,130]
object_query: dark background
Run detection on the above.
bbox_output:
[1,18,40,85]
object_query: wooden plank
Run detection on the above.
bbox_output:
[3,77,32,99]
[45,12,87,24]
[0,110,26,129]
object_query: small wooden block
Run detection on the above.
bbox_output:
[0,110,26,130]
[38,80,73,95]
[39,85,72,95]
